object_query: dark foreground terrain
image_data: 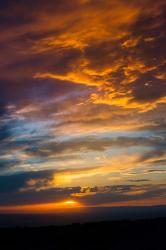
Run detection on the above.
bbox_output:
[0,218,165,250]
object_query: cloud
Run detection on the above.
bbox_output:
[0,169,79,205]
[21,135,166,159]
[0,167,165,207]
[31,0,166,112]
[128,179,150,183]
[0,0,165,112]
[148,169,166,173]
[0,0,166,208]
[71,184,166,206]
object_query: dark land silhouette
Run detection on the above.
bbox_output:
[0,218,165,250]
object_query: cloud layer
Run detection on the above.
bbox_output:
[0,0,166,210]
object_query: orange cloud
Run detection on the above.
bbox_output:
[32,0,165,113]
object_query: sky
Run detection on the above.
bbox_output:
[0,0,166,213]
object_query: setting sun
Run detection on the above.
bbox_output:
[64,200,76,205]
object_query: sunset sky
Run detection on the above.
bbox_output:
[0,0,166,213]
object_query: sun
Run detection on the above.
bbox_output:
[63,200,78,206]
[59,199,84,209]
[64,200,75,204]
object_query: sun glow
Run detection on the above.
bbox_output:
[64,200,76,205]
[0,200,83,214]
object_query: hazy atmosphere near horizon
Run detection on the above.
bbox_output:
[0,0,166,215]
